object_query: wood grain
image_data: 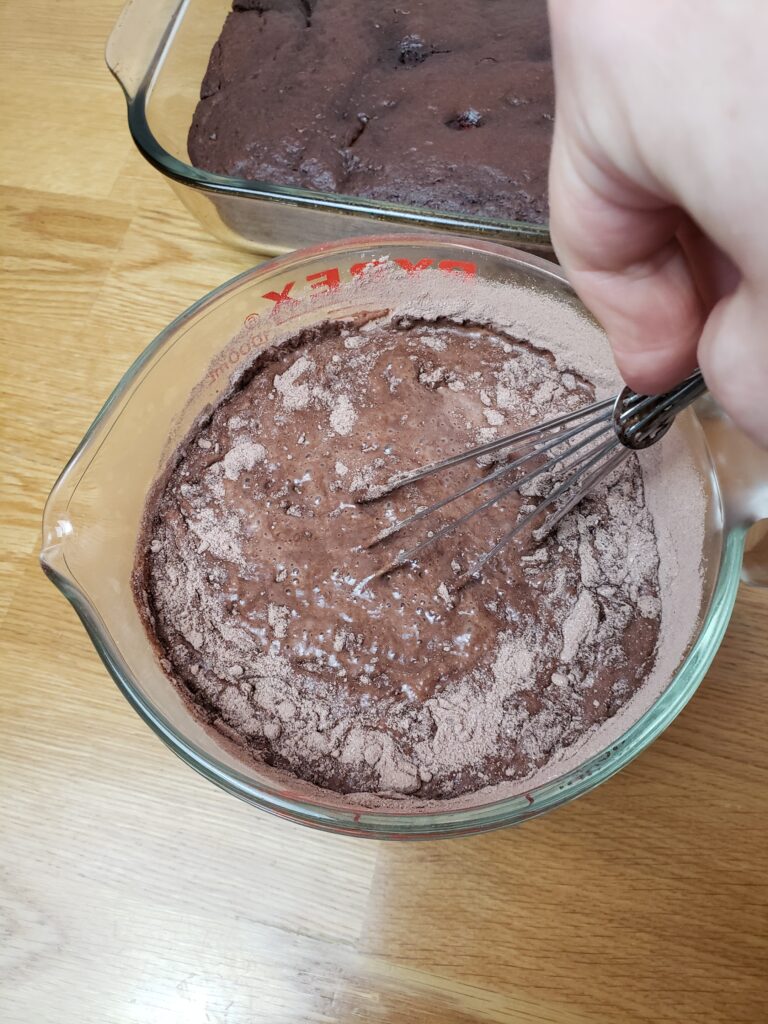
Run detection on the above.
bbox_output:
[1,3,766,1022]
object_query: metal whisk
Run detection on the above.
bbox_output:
[359,370,706,589]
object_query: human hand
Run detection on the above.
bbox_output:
[547,0,768,446]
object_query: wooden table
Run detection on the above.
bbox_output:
[1,4,767,1021]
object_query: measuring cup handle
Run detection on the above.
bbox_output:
[696,396,768,588]
[106,0,184,102]
[742,524,768,588]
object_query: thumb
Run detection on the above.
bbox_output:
[698,283,768,448]
[549,129,704,394]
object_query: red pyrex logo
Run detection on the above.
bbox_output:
[208,255,479,384]
[258,255,477,309]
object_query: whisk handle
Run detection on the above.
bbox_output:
[613,370,707,450]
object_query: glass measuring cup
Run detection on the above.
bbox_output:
[40,236,768,839]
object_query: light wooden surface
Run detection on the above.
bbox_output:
[1,3,767,1022]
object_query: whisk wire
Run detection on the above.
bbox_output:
[373,396,615,497]
[456,436,623,586]
[532,447,630,540]
[365,407,613,549]
[373,431,620,584]
[357,369,706,587]
[615,371,706,449]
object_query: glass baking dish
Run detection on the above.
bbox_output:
[40,236,768,839]
[105,0,554,257]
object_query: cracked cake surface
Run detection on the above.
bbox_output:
[188,0,554,222]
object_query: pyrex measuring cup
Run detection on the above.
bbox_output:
[40,236,768,838]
